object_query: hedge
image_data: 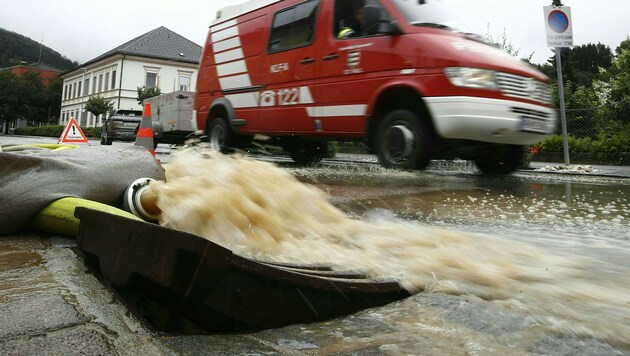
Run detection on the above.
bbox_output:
[13,125,102,138]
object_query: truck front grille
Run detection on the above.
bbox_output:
[496,72,552,105]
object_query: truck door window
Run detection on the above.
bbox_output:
[335,0,393,39]
[268,0,319,53]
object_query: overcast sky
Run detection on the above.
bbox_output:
[1,0,628,66]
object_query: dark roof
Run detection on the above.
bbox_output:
[6,62,63,72]
[81,26,202,68]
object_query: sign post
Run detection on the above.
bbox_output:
[544,5,573,166]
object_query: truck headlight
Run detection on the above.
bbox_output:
[444,67,498,90]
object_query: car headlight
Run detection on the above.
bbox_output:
[444,67,498,90]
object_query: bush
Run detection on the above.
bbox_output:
[536,128,630,165]
[13,125,65,137]
[13,125,101,138]
[82,126,102,138]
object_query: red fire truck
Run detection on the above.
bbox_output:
[195,0,555,173]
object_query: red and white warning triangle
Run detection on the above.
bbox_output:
[58,117,88,143]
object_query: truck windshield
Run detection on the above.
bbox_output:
[390,0,471,34]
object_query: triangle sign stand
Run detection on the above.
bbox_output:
[58,117,89,143]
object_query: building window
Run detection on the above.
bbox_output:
[77,82,82,97]
[104,72,110,91]
[146,72,158,88]
[178,74,191,91]
[84,78,90,95]
[92,76,97,93]
[63,85,68,100]
[98,74,103,92]
[111,70,117,89]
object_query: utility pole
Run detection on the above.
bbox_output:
[38,32,44,63]
[554,0,569,166]
[545,0,573,166]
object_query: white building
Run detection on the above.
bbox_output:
[59,26,202,128]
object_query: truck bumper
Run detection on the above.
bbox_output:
[425,96,557,146]
[112,132,138,141]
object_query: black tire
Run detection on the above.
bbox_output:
[208,117,237,152]
[285,142,328,166]
[100,131,112,145]
[474,144,525,175]
[374,109,432,170]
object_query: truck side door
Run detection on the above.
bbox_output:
[310,0,400,135]
[257,0,321,133]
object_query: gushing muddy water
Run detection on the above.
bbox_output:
[148,148,630,351]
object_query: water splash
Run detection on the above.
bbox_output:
[148,147,630,348]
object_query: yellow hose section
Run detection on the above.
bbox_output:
[1,143,79,152]
[32,197,142,238]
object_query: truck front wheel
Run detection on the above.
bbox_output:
[474,144,524,174]
[375,110,432,170]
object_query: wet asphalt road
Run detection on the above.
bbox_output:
[1,136,630,355]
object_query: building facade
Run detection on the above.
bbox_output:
[59,26,202,128]
[8,62,62,88]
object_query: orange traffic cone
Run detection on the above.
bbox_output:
[135,103,155,156]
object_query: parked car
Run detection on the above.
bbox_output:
[100,109,143,145]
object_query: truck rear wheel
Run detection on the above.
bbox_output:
[208,118,236,152]
[474,144,524,175]
[375,110,432,170]
[285,142,327,166]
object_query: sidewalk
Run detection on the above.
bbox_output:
[528,161,630,178]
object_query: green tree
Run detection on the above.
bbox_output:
[607,47,630,125]
[483,24,533,62]
[0,70,47,132]
[84,96,114,125]
[17,71,46,123]
[43,76,63,124]
[551,0,563,6]
[136,86,161,105]
[0,70,18,133]
[615,37,630,56]
[544,44,613,88]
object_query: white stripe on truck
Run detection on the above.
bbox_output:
[211,19,237,33]
[211,26,238,43]
[219,74,253,90]
[213,36,242,53]
[226,92,261,108]
[217,60,248,77]
[306,105,367,117]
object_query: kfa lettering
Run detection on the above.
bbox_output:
[270,63,289,73]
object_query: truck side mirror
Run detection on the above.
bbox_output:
[363,6,402,36]
[377,22,402,36]
[363,6,381,34]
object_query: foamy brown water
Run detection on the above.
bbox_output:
[147,147,630,348]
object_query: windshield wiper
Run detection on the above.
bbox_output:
[411,22,452,30]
